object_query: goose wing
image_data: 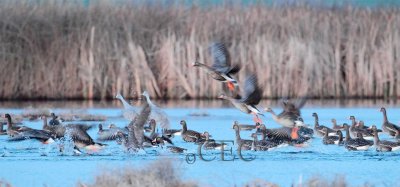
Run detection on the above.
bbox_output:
[240,74,262,105]
[133,102,151,147]
[67,126,94,145]
[210,42,231,73]
[8,129,53,142]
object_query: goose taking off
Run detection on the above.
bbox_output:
[219,74,263,123]
[142,91,170,129]
[193,42,240,91]
[264,108,306,139]
[117,101,151,152]
[115,93,138,121]
[380,107,400,137]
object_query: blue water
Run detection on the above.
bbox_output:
[0,103,400,186]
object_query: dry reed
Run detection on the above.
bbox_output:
[0,1,399,100]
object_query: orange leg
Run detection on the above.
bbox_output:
[252,113,263,124]
[227,81,235,91]
[291,127,299,139]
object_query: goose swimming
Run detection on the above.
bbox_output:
[371,125,400,152]
[343,124,372,151]
[380,107,400,137]
[312,113,335,137]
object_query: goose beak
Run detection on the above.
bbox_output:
[291,127,299,139]
[227,81,235,91]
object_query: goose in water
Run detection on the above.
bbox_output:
[115,93,138,121]
[148,119,173,145]
[97,124,128,141]
[161,128,181,138]
[117,101,151,151]
[343,124,372,151]
[153,137,187,154]
[142,91,170,129]
[4,114,29,137]
[250,133,281,151]
[232,124,253,151]
[322,128,341,145]
[180,120,204,143]
[193,42,241,91]
[312,113,335,137]
[371,125,400,152]
[202,131,224,150]
[257,124,309,146]
[8,128,55,144]
[380,107,400,137]
[348,116,374,140]
[264,108,306,139]
[219,74,263,123]
[331,119,344,131]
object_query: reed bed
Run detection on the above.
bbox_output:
[1,1,399,99]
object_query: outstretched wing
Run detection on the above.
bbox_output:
[210,42,231,73]
[240,74,262,105]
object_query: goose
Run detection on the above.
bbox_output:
[322,128,341,145]
[97,124,127,141]
[232,124,254,151]
[142,91,170,129]
[116,101,151,151]
[161,128,181,138]
[380,107,400,137]
[193,42,240,91]
[148,119,173,145]
[219,74,263,123]
[7,128,55,144]
[331,119,344,131]
[233,121,258,131]
[49,113,61,126]
[371,125,400,152]
[257,124,293,144]
[66,125,107,152]
[349,116,373,140]
[180,120,203,143]
[264,108,306,139]
[115,93,138,121]
[250,133,281,151]
[202,131,224,150]
[281,97,307,117]
[343,124,372,151]
[312,113,336,137]
[357,121,382,133]
[4,114,29,137]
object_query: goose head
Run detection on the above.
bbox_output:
[342,123,349,129]
[312,113,318,118]
[380,107,386,113]
[179,120,186,126]
[336,130,343,137]
[371,125,377,132]
[98,124,103,131]
[4,114,11,121]
[232,124,239,131]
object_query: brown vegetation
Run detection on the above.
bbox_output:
[0,1,399,100]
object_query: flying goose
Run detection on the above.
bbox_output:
[380,107,400,137]
[312,113,336,137]
[193,42,241,91]
[219,74,263,123]
[264,108,306,139]
[115,93,138,121]
[371,125,400,152]
[343,124,372,151]
[142,91,170,129]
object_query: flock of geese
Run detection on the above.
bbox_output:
[1,42,400,155]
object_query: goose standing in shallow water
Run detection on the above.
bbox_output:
[180,120,203,143]
[312,113,335,137]
[142,91,170,129]
[380,107,400,137]
[343,124,372,151]
[371,125,400,152]
[219,74,263,123]
[232,124,254,151]
[193,42,241,92]
[115,93,138,121]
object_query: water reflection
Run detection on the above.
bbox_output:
[0,99,398,108]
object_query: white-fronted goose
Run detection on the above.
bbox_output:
[232,124,253,150]
[219,74,263,123]
[8,128,55,144]
[343,124,372,151]
[380,107,400,137]
[142,91,170,129]
[115,93,138,121]
[202,131,224,150]
[322,128,341,145]
[193,42,240,91]
[264,108,306,139]
[349,116,373,140]
[251,133,281,151]
[331,119,344,131]
[371,125,400,152]
[180,120,203,143]
[312,113,335,137]
[4,114,28,137]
